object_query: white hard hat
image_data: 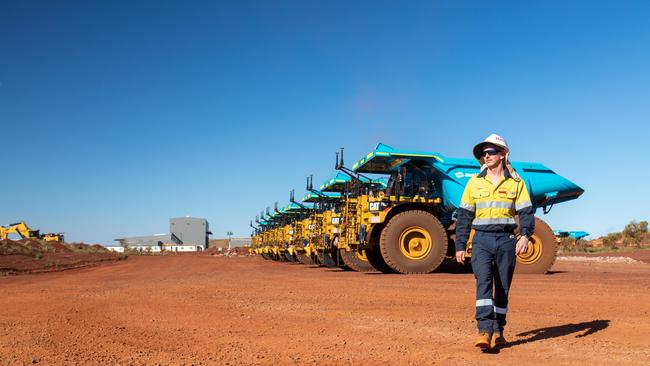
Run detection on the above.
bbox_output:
[473,133,509,160]
[472,133,520,181]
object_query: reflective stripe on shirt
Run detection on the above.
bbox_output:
[475,201,515,210]
[472,217,516,226]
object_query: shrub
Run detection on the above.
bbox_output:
[623,220,648,248]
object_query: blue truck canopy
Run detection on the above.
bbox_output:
[282,202,313,214]
[319,171,387,192]
[352,143,584,211]
[553,230,590,240]
[302,191,342,203]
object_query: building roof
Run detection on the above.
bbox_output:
[114,234,172,246]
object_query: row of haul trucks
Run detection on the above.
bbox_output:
[250,143,583,274]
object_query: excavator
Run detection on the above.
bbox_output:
[0,221,65,242]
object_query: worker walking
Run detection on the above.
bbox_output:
[455,134,535,350]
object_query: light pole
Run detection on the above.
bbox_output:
[227,231,233,250]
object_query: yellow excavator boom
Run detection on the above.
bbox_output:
[0,221,64,242]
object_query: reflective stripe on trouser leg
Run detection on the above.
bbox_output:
[472,232,496,334]
[492,233,516,333]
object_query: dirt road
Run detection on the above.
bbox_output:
[1,255,649,365]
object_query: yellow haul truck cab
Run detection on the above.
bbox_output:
[253,208,277,259]
[281,196,314,263]
[317,172,387,272]
[306,212,324,263]
[257,199,314,262]
[257,206,283,261]
[294,217,315,265]
[250,217,265,256]
[293,185,338,268]
[270,204,294,262]
[261,230,272,259]
[277,224,291,261]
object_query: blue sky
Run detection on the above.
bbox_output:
[1,1,648,244]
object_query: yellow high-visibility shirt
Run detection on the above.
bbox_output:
[455,169,534,251]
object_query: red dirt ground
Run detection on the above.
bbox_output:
[1,255,649,365]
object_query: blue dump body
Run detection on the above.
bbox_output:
[319,171,388,192]
[352,143,584,211]
[319,172,352,192]
[553,230,590,240]
[302,191,342,203]
[259,202,313,225]
[282,202,313,214]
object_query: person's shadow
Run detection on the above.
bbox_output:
[484,320,609,353]
[499,319,610,350]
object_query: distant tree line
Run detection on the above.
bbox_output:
[601,220,648,249]
[558,219,648,253]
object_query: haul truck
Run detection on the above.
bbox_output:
[337,143,583,274]
[317,172,387,272]
[300,189,341,266]
[282,198,314,263]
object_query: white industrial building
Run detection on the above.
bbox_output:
[113,217,211,252]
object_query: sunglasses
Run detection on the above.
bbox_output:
[482,149,500,156]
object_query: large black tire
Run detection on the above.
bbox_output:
[284,252,297,262]
[365,245,395,273]
[379,210,448,274]
[261,252,270,260]
[329,249,353,270]
[276,251,287,262]
[515,217,557,274]
[317,252,338,268]
[339,249,375,272]
[296,252,315,265]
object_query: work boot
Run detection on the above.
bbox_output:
[474,332,491,349]
[491,332,507,348]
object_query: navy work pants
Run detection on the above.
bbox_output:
[471,231,517,334]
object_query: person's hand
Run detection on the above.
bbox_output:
[455,250,466,264]
[515,236,530,255]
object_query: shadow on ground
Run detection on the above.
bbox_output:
[505,319,610,348]
[482,319,610,354]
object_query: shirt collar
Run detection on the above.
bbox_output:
[478,167,512,179]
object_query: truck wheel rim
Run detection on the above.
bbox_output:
[398,226,432,260]
[356,249,368,261]
[517,233,543,264]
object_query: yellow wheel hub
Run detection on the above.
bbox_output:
[398,226,432,260]
[517,234,543,265]
[355,249,368,261]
